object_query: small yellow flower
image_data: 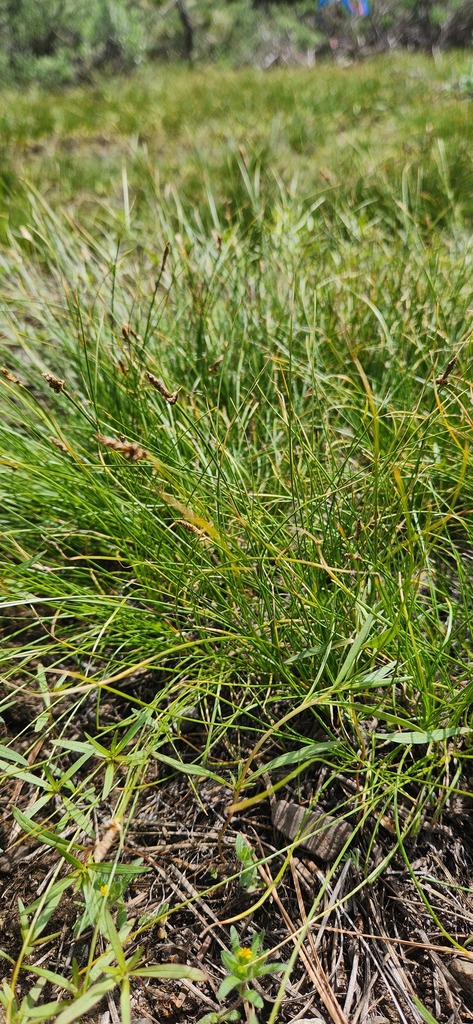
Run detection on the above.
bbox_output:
[237,947,253,963]
[100,884,108,897]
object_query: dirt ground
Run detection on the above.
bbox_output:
[1,675,473,1024]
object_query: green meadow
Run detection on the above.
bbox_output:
[0,53,472,1023]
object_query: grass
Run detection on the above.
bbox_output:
[2,52,473,239]
[0,52,472,1023]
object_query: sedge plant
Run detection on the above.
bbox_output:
[0,53,472,1023]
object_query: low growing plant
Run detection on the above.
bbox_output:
[235,834,264,894]
[215,927,286,1022]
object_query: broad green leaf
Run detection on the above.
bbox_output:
[132,965,207,980]
[256,741,341,774]
[11,809,84,868]
[221,951,235,973]
[256,962,286,976]
[102,762,115,800]
[19,998,71,1019]
[54,978,118,1024]
[102,909,127,970]
[0,768,51,788]
[235,834,252,862]
[375,726,471,745]
[217,975,239,1000]
[53,739,95,755]
[364,626,399,650]
[26,877,73,916]
[58,752,94,784]
[24,965,76,993]
[120,975,131,1024]
[60,795,95,835]
[153,752,227,785]
[335,613,377,685]
[411,994,441,1024]
[0,745,28,766]
[243,988,264,1009]
[84,734,113,757]
[285,644,324,664]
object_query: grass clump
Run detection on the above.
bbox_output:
[1,54,473,240]
[0,55,472,1023]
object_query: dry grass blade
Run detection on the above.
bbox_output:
[257,857,349,1024]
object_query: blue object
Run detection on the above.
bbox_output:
[318,0,370,15]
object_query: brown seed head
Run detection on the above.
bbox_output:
[1,367,25,386]
[95,434,148,462]
[49,436,68,453]
[160,241,171,274]
[42,373,65,393]
[208,356,224,376]
[173,519,203,536]
[147,372,178,405]
[435,357,457,387]
[122,323,142,344]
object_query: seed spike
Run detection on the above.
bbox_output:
[95,434,148,462]
[160,241,171,274]
[1,366,26,386]
[147,372,179,405]
[42,373,65,393]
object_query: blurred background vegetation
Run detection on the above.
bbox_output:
[1,0,473,86]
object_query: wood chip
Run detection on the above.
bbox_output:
[272,798,352,863]
[449,956,473,1002]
